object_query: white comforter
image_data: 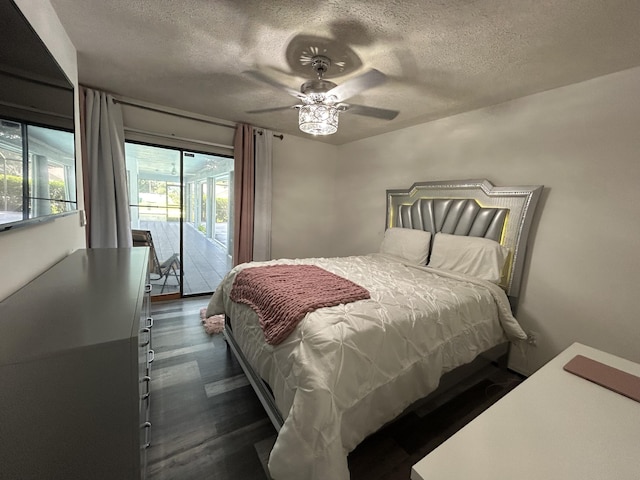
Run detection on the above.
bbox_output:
[206,254,526,480]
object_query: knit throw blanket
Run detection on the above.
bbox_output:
[229,264,370,345]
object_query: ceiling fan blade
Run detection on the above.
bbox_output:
[327,69,387,102]
[246,105,298,114]
[243,70,304,99]
[342,103,399,120]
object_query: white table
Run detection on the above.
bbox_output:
[411,342,640,480]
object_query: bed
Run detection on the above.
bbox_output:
[205,179,542,480]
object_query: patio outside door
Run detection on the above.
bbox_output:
[126,143,233,298]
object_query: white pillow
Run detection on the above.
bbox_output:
[428,232,509,283]
[380,227,432,265]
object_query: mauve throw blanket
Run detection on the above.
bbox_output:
[229,264,370,345]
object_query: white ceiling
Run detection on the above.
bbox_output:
[49,0,640,145]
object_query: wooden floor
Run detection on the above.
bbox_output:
[147,297,524,480]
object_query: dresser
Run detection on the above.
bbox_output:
[0,248,153,480]
[411,342,640,480]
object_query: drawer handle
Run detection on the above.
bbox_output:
[140,327,150,347]
[148,349,155,363]
[141,421,152,449]
[146,317,154,328]
[140,375,151,395]
[145,284,152,294]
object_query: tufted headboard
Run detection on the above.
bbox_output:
[386,179,543,306]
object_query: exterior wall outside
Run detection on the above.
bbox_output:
[0,0,85,301]
[334,66,640,375]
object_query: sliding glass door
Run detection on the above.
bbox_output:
[126,142,233,298]
[182,152,233,295]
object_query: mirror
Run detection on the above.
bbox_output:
[0,0,77,232]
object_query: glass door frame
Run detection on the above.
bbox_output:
[126,139,234,299]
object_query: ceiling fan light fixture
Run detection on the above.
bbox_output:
[298,103,339,135]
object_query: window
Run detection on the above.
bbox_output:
[0,118,76,228]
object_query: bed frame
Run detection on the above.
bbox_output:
[224,179,543,432]
[386,179,543,308]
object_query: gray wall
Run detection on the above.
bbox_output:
[271,135,339,260]
[334,66,640,374]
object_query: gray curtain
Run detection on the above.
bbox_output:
[82,87,131,248]
[253,129,272,261]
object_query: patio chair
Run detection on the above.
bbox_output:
[132,229,181,294]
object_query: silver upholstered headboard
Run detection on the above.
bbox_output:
[386,179,542,304]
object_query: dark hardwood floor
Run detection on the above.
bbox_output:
[146,297,524,480]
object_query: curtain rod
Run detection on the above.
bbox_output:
[112,96,236,130]
[254,129,284,140]
[109,94,283,140]
[124,127,233,150]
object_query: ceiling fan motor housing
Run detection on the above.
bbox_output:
[300,55,339,103]
[301,78,338,96]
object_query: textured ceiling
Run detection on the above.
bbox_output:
[49,0,640,145]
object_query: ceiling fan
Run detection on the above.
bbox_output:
[244,55,399,135]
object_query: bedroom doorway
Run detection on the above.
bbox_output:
[126,142,234,299]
